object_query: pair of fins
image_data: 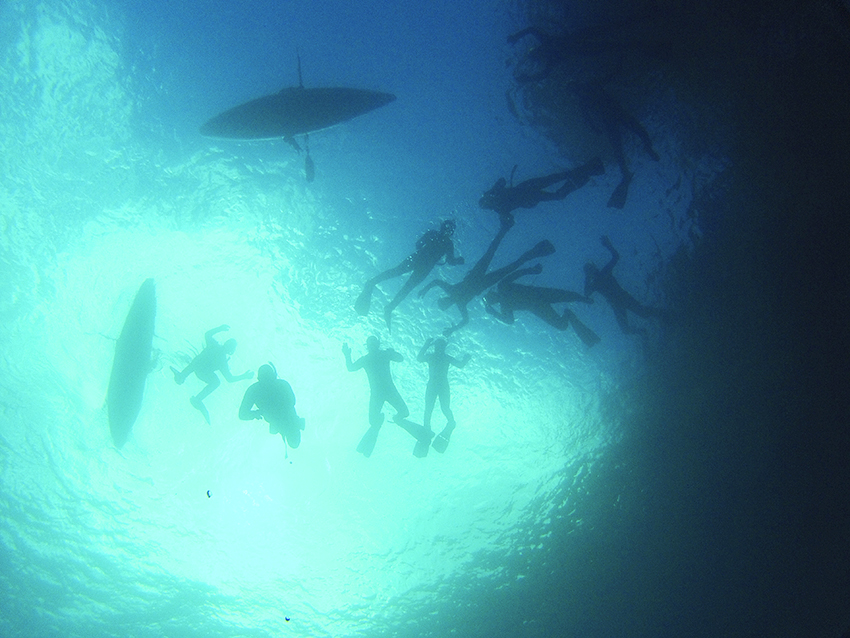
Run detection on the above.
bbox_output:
[356,418,454,458]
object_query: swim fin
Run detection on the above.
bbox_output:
[525,239,556,261]
[431,423,454,453]
[190,396,211,424]
[564,309,601,347]
[354,284,373,316]
[356,426,381,457]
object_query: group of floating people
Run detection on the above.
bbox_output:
[169,324,469,458]
[169,159,666,459]
[170,22,669,459]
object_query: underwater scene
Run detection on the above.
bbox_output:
[1,0,848,637]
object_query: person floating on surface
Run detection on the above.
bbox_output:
[239,362,305,453]
[583,235,666,335]
[343,336,415,457]
[171,324,252,424]
[417,337,470,453]
[484,264,600,347]
[479,158,604,225]
[355,220,464,331]
[419,215,555,336]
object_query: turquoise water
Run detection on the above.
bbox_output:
[0,1,711,636]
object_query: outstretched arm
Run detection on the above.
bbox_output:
[238,387,262,421]
[445,243,464,266]
[205,323,229,346]
[221,363,252,383]
[343,343,362,371]
[418,279,451,298]
[387,348,404,363]
[443,305,470,337]
[417,338,434,362]
[450,353,471,368]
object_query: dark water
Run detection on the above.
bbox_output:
[0,0,848,637]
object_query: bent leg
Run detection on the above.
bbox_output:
[194,372,220,401]
[386,386,410,421]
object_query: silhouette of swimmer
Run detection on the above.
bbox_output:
[171,324,252,424]
[419,216,555,336]
[484,264,600,347]
[417,337,470,453]
[479,158,604,224]
[239,363,305,450]
[584,236,665,335]
[355,220,464,331]
[343,336,414,457]
[569,81,660,209]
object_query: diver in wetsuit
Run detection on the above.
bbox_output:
[479,158,604,225]
[355,220,464,331]
[484,265,600,347]
[417,337,470,453]
[343,336,416,457]
[239,363,305,451]
[419,216,555,336]
[171,324,252,424]
[583,235,665,335]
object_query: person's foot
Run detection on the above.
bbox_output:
[190,396,210,424]
[170,366,184,385]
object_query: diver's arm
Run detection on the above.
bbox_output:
[205,324,229,346]
[444,306,470,337]
[445,243,464,266]
[343,344,362,371]
[387,348,404,363]
[221,363,252,383]
[417,338,434,362]
[238,386,261,420]
[418,279,450,298]
[450,353,471,368]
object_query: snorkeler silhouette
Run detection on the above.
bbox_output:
[171,324,252,424]
[479,158,604,225]
[584,235,665,335]
[343,336,417,457]
[355,220,464,331]
[484,264,600,347]
[569,81,660,209]
[417,337,470,453]
[239,362,305,452]
[419,216,555,336]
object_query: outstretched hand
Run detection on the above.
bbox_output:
[342,343,351,357]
